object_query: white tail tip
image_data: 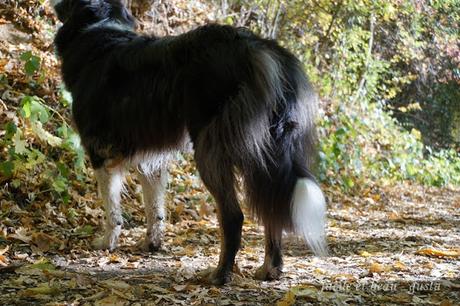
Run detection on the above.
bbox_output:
[292,178,328,256]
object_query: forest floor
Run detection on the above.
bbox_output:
[1,1,459,305]
[1,176,459,305]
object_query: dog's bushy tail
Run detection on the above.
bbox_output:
[220,45,327,256]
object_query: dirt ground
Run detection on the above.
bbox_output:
[1,181,459,305]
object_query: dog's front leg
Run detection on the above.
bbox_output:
[136,167,167,252]
[92,166,124,251]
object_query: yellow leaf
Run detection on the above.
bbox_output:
[313,268,326,275]
[388,212,400,221]
[277,289,296,306]
[392,260,408,271]
[332,273,356,281]
[369,262,389,274]
[109,254,122,263]
[359,251,372,257]
[411,128,422,140]
[416,248,460,258]
[184,245,195,256]
[407,102,422,111]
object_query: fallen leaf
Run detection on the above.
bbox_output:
[388,211,401,221]
[100,280,131,291]
[332,273,356,281]
[30,258,56,271]
[369,262,389,274]
[109,254,122,263]
[21,284,60,296]
[359,250,372,257]
[31,232,57,252]
[121,262,139,269]
[416,248,460,258]
[392,260,408,271]
[0,245,10,255]
[171,284,190,292]
[0,254,8,266]
[440,300,454,306]
[277,288,297,306]
[0,262,24,274]
[8,227,31,243]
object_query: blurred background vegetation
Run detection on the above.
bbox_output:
[0,0,459,211]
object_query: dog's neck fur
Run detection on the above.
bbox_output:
[85,18,133,32]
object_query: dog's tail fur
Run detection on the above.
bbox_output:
[208,44,327,256]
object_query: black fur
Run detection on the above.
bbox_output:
[54,0,321,284]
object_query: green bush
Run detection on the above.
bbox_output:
[1,51,88,204]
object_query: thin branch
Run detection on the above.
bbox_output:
[351,13,375,105]
[269,2,284,39]
[322,1,343,44]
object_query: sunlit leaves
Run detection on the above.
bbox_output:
[13,129,28,155]
[20,51,41,76]
[21,96,49,124]
[1,94,87,203]
[0,161,14,178]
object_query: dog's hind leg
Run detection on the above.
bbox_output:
[92,165,125,251]
[255,223,283,280]
[194,144,243,285]
[135,167,168,252]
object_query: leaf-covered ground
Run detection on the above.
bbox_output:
[1,177,459,305]
[1,1,459,305]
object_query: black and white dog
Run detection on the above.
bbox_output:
[52,0,326,284]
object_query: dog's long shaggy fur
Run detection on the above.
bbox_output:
[53,0,327,284]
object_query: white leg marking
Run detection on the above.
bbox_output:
[136,167,168,251]
[292,178,328,256]
[92,167,124,251]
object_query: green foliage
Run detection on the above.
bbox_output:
[20,51,41,76]
[1,90,87,204]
